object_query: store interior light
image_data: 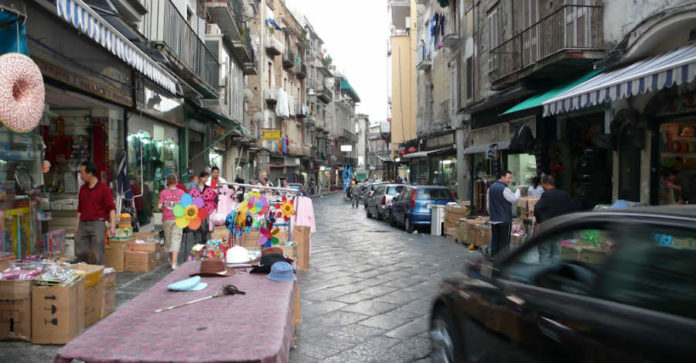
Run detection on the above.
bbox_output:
[141,139,149,144]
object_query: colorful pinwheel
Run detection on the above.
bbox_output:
[173,192,206,230]
[259,218,281,247]
[274,196,295,222]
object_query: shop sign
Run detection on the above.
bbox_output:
[259,128,281,141]
[340,145,353,152]
[55,0,177,94]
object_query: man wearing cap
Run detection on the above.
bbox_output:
[75,161,116,264]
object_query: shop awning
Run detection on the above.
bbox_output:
[463,141,510,155]
[543,44,696,117]
[501,70,603,115]
[340,79,361,103]
[200,107,251,138]
[402,147,452,159]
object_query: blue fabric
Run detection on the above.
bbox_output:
[265,19,283,30]
[0,11,28,56]
[267,262,296,281]
[488,181,512,223]
[168,276,208,291]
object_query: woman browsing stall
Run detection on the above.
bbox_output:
[159,174,185,269]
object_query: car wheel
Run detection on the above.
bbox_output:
[366,207,371,219]
[431,308,461,363]
[405,217,414,233]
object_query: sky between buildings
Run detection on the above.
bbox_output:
[286,0,389,123]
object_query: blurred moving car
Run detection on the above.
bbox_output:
[430,206,696,363]
[366,184,404,220]
[388,186,455,232]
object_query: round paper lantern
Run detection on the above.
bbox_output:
[173,204,185,218]
[188,218,201,230]
[175,217,189,228]
[0,53,45,133]
[180,194,192,207]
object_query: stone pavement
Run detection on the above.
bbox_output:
[290,193,481,362]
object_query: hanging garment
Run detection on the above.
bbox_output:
[211,186,234,225]
[290,196,315,233]
[275,89,290,117]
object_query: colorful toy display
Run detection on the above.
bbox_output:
[173,193,206,230]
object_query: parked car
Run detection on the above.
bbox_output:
[388,186,455,232]
[363,182,386,208]
[430,206,696,363]
[366,184,404,220]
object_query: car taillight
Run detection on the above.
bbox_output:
[382,196,386,205]
[410,190,417,208]
[450,190,456,201]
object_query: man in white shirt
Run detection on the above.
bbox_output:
[486,171,521,256]
[206,166,227,189]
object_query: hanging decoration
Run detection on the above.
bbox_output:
[227,191,269,237]
[0,53,45,133]
[173,192,206,230]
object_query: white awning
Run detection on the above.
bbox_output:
[543,44,696,116]
[463,141,510,155]
[402,147,452,159]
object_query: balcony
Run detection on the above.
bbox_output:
[265,32,284,56]
[295,62,307,79]
[204,0,243,41]
[143,0,219,97]
[296,101,307,118]
[416,45,432,70]
[265,88,277,105]
[305,116,316,127]
[282,49,295,69]
[340,129,357,142]
[489,4,604,89]
[317,87,333,103]
[442,16,459,49]
[233,28,257,75]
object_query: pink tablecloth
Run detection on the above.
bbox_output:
[56,262,295,363]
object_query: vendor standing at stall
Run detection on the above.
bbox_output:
[75,161,116,264]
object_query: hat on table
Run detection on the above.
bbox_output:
[226,246,252,264]
[168,276,207,291]
[267,261,296,282]
[190,258,228,277]
[250,253,293,274]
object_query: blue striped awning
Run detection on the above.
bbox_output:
[543,44,696,117]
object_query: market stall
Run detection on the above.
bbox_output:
[56,261,296,363]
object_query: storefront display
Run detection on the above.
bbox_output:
[507,154,537,188]
[658,120,696,204]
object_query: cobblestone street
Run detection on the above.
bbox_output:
[290,193,481,362]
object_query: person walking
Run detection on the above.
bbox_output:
[75,161,116,265]
[486,171,521,257]
[159,174,185,269]
[350,181,361,208]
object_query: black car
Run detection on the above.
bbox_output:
[430,206,696,363]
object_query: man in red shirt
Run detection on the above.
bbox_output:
[75,161,116,264]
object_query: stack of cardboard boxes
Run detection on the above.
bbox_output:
[107,232,163,273]
[456,217,490,246]
[444,204,471,238]
[517,197,540,219]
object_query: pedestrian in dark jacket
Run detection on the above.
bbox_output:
[533,174,577,224]
[533,174,579,263]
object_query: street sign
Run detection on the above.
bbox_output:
[259,128,280,141]
[340,145,352,152]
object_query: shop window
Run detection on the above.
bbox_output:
[501,226,617,296]
[507,153,537,188]
[597,225,696,319]
[658,121,696,204]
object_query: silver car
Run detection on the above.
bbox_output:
[366,184,404,220]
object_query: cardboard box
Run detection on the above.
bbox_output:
[101,270,116,318]
[0,280,32,341]
[293,283,301,325]
[127,240,159,253]
[125,250,158,272]
[0,254,15,272]
[293,226,311,271]
[70,264,104,327]
[105,241,127,272]
[32,278,84,345]
[474,225,492,246]
[517,197,540,218]
[133,232,158,240]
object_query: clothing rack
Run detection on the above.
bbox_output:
[220,182,303,195]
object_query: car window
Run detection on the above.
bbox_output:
[596,224,696,319]
[500,226,617,296]
[417,188,451,200]
[387,186,402,196]
[376,186,386,195]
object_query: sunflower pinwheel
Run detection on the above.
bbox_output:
[173,193,206,230]
[274,196,295,221]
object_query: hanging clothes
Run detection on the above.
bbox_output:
[290,196,315,233]
[275,89,290,117]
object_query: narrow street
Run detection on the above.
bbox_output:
[290,193,480,362]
